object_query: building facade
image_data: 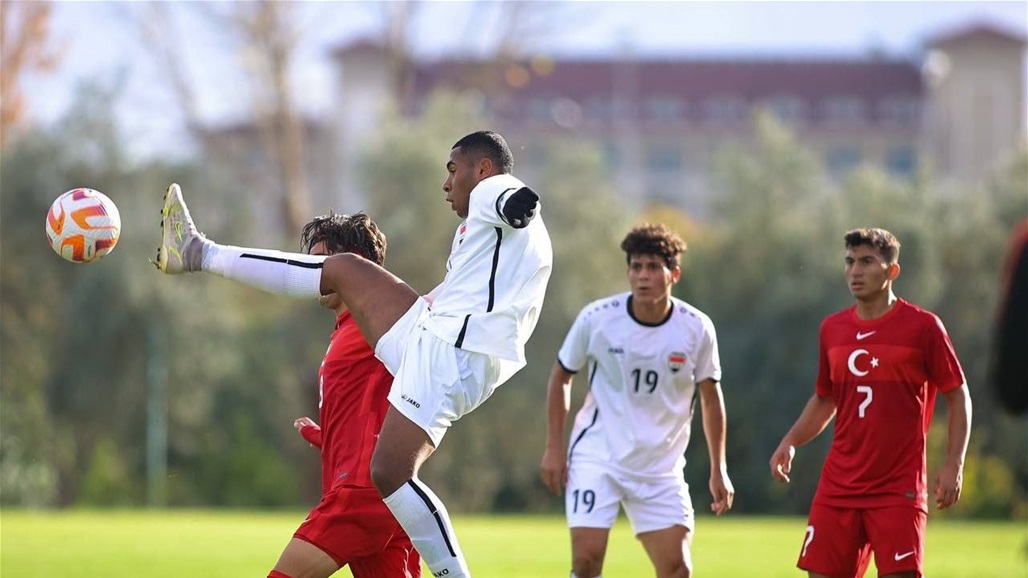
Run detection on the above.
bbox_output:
[328,22,1025,218]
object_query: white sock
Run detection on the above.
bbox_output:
[202,243,325,298]
[383,479,471,578]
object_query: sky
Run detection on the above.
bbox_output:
[19,1,1028,159]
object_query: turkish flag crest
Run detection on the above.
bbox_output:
[668,352,686,373]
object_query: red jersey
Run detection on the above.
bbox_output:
[813,299,965,511]
[304,311,393,493]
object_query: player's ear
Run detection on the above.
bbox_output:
[671,265,682,284]
[887,262,901,280]
[477,156,494,178]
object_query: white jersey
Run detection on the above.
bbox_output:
[558,292,721,480]
[424,174,553,364]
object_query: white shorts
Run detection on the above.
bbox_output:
[566,461,694,535]
[376,298,512,447]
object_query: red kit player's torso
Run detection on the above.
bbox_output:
[813,299,965,511]
[317,312,393,492]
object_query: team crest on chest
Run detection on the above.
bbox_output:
[668,351,687,373]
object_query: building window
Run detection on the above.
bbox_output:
[526,98,552,123]
[822,97,866,126]
[586,97,612,122]
[878,97,921,128]
[826,146,862,176]
[611,97,637,120]
[646,97,685,122]
[886,146,917,177]
[647,144,682,173]
[703,97,748,126]
[766,96,806,124]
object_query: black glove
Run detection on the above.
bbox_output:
[501,186,539,228]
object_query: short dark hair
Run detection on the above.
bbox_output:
[300,211,386,266]
[452,130,514,174]
[844,227,900,264]
[620,223,686,269]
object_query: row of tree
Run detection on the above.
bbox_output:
[2,86,1025,519]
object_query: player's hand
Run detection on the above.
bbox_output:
[539,447,567,496]
[769,443,796,484]
[502,187,539,228]
[934,461,963,509]
[709,469,735,515]
[294,417,317,432]
[294,417,321,449]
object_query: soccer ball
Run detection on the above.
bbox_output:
[45,188,122,263]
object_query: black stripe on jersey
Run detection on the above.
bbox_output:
[568,362,600,462]
[454,226,501,348]
[568,408,598,462]
[454,314,471,348]
[406,479,457,557]
[494,187,518,226]
[240,253,324,269]
[487,227,502,312]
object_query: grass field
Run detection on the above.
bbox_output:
[1,510,1024,577]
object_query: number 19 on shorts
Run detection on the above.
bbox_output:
[571,489,595,513]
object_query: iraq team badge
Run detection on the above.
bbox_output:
[668,352,687,373]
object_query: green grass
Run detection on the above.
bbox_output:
[1,510,1025,577]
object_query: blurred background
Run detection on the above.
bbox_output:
[2,0,1025,524]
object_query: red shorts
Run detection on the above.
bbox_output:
[797,503,925,578]
[294,485,421,578]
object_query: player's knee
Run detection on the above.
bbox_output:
[654,557,691,578]
[321,252,362,287]
[370,452,405,496]
[571,554,603,578]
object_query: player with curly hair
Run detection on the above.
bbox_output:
[271,212,420,578]
[540,223,734,578]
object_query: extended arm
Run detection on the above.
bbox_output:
[294,417,322,449]
[934,384,972,509]
[769,394,837,483]
[698,378,734,515]
[539,361,575,496]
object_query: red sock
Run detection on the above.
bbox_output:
[268,571,292,578]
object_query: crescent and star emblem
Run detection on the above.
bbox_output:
[848,349,869,377]
[847,349,882,377]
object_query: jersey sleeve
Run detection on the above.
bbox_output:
[693,314,722,383]
[925,313,966,393]
[300,424,322,449]
[470,180,524,229]
[557,307,592,373]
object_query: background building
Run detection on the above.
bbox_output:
[329,21,1025,217]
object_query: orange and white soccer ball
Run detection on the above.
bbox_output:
[45,188,122,263]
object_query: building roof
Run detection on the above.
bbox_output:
[925,21,1028,47]
[410,57,924,101]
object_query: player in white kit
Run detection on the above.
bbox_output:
[539,224,733,578]
[155,131,553,578]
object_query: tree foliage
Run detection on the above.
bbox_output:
[1,95,1023,521]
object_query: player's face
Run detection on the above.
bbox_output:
[310,241,344,312]
[627,254,680,303]
[443,147,481,219]
[845,244,894,300]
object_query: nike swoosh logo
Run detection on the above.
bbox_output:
[894,551,915,561]
[856,331,876,340]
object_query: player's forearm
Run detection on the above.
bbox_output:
[545,362,573,451]
[943,385,972,468]
[700,385,728,472]
[781,394,836,448]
